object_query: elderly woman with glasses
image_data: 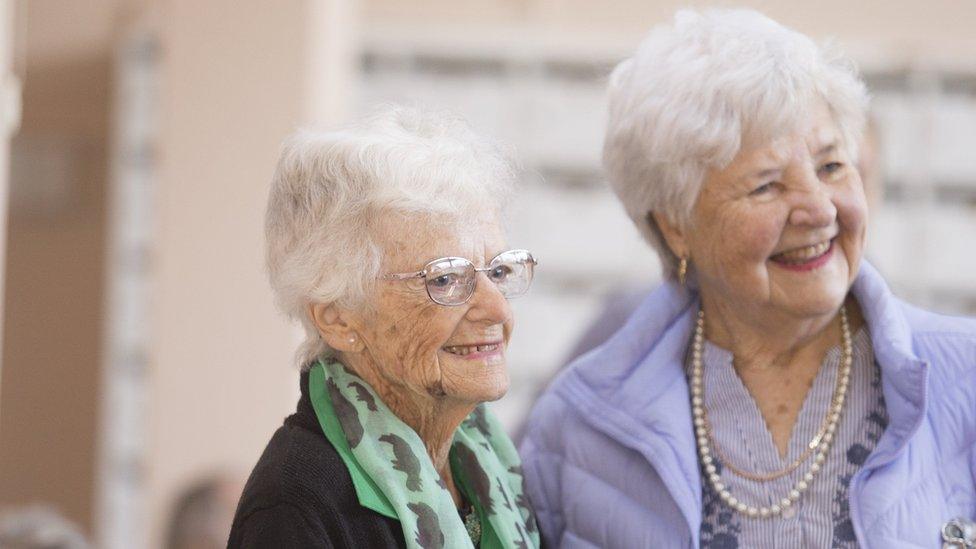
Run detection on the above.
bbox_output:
[520,9,976,549]
[228,106,540,549]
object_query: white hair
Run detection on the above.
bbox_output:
[265,105,518,367]
[603,8,869,280]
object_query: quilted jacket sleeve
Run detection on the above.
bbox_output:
[519,392,568,547]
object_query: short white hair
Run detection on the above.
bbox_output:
[265,105,518,366]
[603,8,868,280]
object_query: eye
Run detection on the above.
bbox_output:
[819,161,844,177]
[488,264,513,282]
[429,273,459,288]
[750,182,775,196]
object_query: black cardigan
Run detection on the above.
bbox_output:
[227,370,407,548]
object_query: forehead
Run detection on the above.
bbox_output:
[374,211,506,270]
[735,102,842,169]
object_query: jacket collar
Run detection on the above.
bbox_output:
[848,262,929,465]
[847,261,930,543]
[554,260,929,546]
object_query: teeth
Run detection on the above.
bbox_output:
[775,240,830,263]
[443,344,499,356]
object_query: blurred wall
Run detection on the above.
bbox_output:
[363,0,976,59]
[0,0,14,382]
[0,0,118,536]
[144,2,356,548]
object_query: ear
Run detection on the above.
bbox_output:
[309,303,364,353]
[649,211,689,260]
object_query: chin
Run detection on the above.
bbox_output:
[437,346,510,397]
[477,375,511,403]
[441,362,510,404]
[783,280,851,319]
[795,296,846,319]
[465,368,511,404]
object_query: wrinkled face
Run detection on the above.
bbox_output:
[352,212,514,405]
[684,102,867,322]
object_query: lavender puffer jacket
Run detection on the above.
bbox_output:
[520,262,976,548]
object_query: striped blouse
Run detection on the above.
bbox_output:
[689,327,888,548]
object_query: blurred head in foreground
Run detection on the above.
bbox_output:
[166,475,241,549]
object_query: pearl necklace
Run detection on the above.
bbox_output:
[690,305,852,518]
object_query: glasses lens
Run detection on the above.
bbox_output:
[487,250,535,298]
[425,258,476,305]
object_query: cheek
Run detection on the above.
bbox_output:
[836,195,868,278]
[836,187,868,237]
[376,302,458,380]
[739,221,783,260]
[707,209,785,267]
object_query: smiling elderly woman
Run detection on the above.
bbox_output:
[228,107,540,549]
[520,9,976,549]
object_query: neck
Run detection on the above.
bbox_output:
[336,352,473,501]
[698,292,862,373]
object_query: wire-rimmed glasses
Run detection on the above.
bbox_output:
[380,249,537,306]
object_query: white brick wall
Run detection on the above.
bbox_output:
[358,47,976,430]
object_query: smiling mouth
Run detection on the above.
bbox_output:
[442,343,501,356]
[770,238,834,265]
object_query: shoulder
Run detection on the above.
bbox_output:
[889,301,976,438]
[518,380,582,542]
[520,371,585,458]
[519,367,632,482]
[898,298,976,338]
[229,424,346,533]
[227,501,328,548]
[521,282,696,456]
[519,369,598,513]
[897,300,976,375]
[229,423,405,548]
[238,422,351,509]
[855,263,976,385]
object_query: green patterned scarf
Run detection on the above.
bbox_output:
[309,358,539,549]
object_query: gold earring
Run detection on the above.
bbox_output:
[677,257,688,286]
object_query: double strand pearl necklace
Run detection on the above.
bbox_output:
[690,305,852,519]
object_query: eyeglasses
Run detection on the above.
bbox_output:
[381,249,537,306]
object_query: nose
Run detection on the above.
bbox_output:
[465,272,513,325]
[788,171,837,228]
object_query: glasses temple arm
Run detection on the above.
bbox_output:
[381,270,426,281]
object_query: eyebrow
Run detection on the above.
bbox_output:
[815,142,838,157]
[754,167,783,180]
